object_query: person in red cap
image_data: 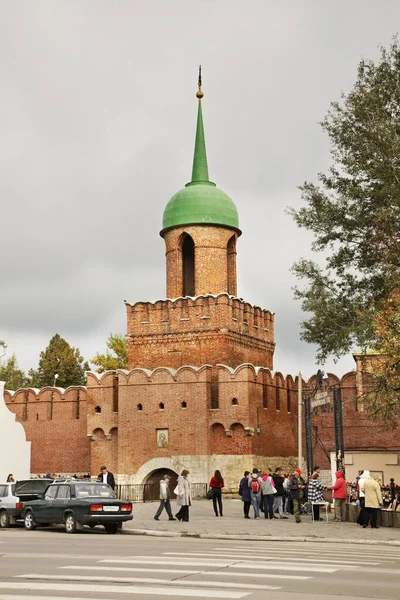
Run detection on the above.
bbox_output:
[288,467,306,523]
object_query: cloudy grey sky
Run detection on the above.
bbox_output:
[1,1,398,380]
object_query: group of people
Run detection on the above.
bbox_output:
[237,465,348,524]
[239,467,289,520]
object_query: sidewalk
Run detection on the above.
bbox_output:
[123,498,400,546]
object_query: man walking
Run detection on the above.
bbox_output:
[154,474,176,521]
[288,467,306,523]
[97,465,115,490]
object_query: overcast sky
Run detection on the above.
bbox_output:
[1,1,398,380]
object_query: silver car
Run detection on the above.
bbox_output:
[0,482,22,527]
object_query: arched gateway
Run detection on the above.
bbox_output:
[144,468,178,502]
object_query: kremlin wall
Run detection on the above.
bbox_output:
[4,75,400,488]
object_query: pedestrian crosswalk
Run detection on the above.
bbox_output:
[2,541,400,599]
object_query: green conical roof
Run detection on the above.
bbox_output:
[161,76,240,236]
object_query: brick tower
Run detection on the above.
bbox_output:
[126,69,275,370]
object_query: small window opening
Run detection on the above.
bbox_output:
[137,403,143,411]
[159,402,164,410]
[232,397,238,406]
[36,413,39,421]
[181,401,187,408]
[95,406,101,414]
[182,235,195,296]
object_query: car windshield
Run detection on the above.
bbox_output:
[75,484,115,498]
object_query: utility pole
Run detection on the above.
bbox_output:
[297,372,302,469]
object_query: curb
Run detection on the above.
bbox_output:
[123,528,400,547]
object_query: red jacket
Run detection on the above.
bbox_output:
[210,476,224,488]
[332,471,347,499]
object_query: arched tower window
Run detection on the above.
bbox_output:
[227,235,237,295]
[182,235,195,297]
[95,406,101,414]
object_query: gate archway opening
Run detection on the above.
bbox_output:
[144,468,179,502]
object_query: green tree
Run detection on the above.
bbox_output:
[0,354,28,390]
[91,333,128,373]
[28,334,89,388]
[289,40,400,416]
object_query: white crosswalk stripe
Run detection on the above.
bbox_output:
[5,543,400,599]
[162,551,380,565]
[0,582,251,598]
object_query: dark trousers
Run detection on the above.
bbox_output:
[176,505,189,522]
[243,500,251,517]
[364,507,378,528]
[154,499,173,519]
[312,504,320,521]
[286,495,293,514]
[292,498,303,522]
[212,488,223,516]
[357,497,367,525]
[263,494,275,519]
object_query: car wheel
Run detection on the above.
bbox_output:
[65,513,77,533]
[0,510,10,528]
[24,511,36,531]
[104,523,119,534]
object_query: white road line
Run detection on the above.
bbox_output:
[0,596,111,600]
[163,552,379,565]
[212,546,400,558]
[61,565,200,575]
[0,597,118,600]
[100,557,344,571]
[100,559,236,567]
[229,563,339,573]
[60,565,311,580]
[0,582,250,598]
[14,575,281,591]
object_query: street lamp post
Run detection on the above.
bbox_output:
[0,340,7,359]
[332,382,345,475]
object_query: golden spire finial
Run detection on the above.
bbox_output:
[196,65,203,101]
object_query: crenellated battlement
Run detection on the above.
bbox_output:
[126,293,275,370]
[126,293,274,341]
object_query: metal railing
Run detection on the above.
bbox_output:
[115,482,207,503]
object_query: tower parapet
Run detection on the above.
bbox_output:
[126,293,275,370]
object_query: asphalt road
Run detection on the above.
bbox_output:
[0,527,400,599]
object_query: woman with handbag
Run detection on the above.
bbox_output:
[175,469,192,522]
[209,470,224,516]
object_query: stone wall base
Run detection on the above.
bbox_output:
[117,454,299,489]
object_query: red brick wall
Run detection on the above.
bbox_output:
[162,226,239,298]
[4,387,90,475]
[5,368,399,479]
[303,372,400,470]
[127,294,275,370]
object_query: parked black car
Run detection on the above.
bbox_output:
[23,481,133,534]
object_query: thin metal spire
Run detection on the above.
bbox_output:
[196,65,204,101]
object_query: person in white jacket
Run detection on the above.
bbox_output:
[154,475,176,521]
[175,470,192,522]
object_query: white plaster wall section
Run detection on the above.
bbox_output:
[0,382,31,480]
